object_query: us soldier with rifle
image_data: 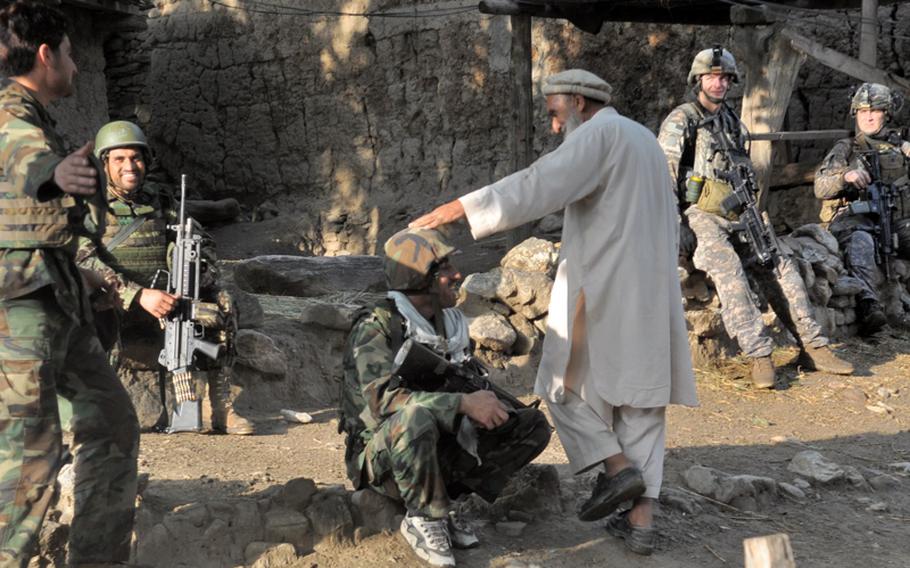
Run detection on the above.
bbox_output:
[74,121,254,435]
[339,227,551,567]
[815,82,910,333]
[658,46,853,388]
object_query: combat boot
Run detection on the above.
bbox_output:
[857,299,887,336]
[750,356,775,389]
[800,345,854,375]
[209,371,255,435]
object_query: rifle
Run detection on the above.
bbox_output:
[157,174,224,432]
[392,338,529,411]
[707,112,781,274]
[849,151,898,281]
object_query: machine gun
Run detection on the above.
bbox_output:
[849,151,898,280]
[157,175,224,432]
[392,338,530,412]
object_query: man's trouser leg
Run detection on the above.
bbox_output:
[771,255,828,348]
[364,405,450,519]
[548,390,666,499]
[836,227,879,303]
[688,208,773,358]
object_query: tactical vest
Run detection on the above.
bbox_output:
[102,186,170,286]
[0,82,76,249]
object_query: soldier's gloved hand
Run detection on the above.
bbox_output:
[54,142,98,196]
[844,168,872,189]
[139,288,179,318]
[458,390,509,430]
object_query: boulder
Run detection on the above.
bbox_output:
[234,255,385,296]
[467,312,517,352]
[787,451,846,484]
[235,329,289,376]
[686,308,725,338]
[808,278,832,308]
[497,269,552,320]
[792,224,839,256]
[500,237,559,276]
[263,509,313,551]
[460,268,508,302]
[350,489,405,535]
[305,493,354,544]
[508,313,539,355]
[537,213,563,235]
[224,284,265,329]
[832,276,864,297]
[683,465,778,511]
[272,477,318,511]
[247,542,300,568]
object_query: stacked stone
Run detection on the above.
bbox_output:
[102,15,151,122]
[457,238,559,366]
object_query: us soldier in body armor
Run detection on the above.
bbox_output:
[815,83,910,333]
[658,47,853,388]
[339,228,551,567]
[0,2,139,565]
[74,120,254,435]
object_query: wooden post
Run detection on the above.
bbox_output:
[860,0,879,67]
[734,25,806,212]
[506,14,534,250]
[743,533,796,568]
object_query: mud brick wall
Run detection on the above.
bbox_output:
[106,1,910,254]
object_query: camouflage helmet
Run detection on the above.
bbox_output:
[851,83,902,116]
[688,46,740,86]
[94,120,149,159]
[384,227,458,291]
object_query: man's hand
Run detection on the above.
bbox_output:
[410,199,466,230]
[844,168,872,189]
[54,142,98,196]
[458,390,509,430]
[139,288,179,318]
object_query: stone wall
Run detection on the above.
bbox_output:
[106,1,910,256]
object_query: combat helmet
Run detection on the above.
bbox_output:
[688,46,740,85]
[94,120,149,159]
[384,227,457,291]
[851,83,902,116]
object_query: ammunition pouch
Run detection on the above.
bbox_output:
[696,179,735,219]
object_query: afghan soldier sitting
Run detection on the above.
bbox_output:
[74,120,254,435]
[658,46,854,387]
[815,83,910,334]
[339,227,551,567]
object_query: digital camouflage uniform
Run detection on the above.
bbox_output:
[0,79,139,566]
[339,302,551,518]
[815,131,910,305]
[658,99,828,358]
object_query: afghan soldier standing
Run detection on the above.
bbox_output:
[0,2,139,565]
[339,228,551,567]
[75,120,254,435]
[658,46,854,388]
[814,83,910,333]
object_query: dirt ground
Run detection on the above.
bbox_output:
[137,329,910,568]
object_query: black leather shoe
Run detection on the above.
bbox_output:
[577,467,646,522]
[605,510,656,555]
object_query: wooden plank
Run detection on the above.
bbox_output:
[506,14,535,249]
[749,129,851,141]
[782,27,910,94]
[736,25,807,211]
[743,533,796,568]
[860,0,879,67]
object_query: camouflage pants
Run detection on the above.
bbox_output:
[0,288,139,567]
[687,207,827,358]
[831,218,910,304]
[363,405,551,518]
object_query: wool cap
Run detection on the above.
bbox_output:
[542,69,612,104]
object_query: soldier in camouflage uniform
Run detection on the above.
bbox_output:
[72,120,254,435]
[814,83,910,333]
[0,2,139,566]
[339,228,551,567]
[658,46,853,388]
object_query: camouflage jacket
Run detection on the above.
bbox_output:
[814,130,910,224]
[339,301,462,487]
[0,79,86,318]
[657,99,748,206]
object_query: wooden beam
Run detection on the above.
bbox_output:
[749,129,851,141]
[506,14,535,249]
[782,27,910,94]
[736,25,807,211]
[743,533,796,568]
[860,0,879,67]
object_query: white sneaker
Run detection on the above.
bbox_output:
[400,512,456,567]
[447,510,479,549]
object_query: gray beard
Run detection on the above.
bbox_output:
[563,111,584,137]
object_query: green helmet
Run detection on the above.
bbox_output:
[851,83,901,116]
[94,120,149,159]
[384,227,457,291]
[688,46,740,86]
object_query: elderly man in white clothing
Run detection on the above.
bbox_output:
[411,69,698,555]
